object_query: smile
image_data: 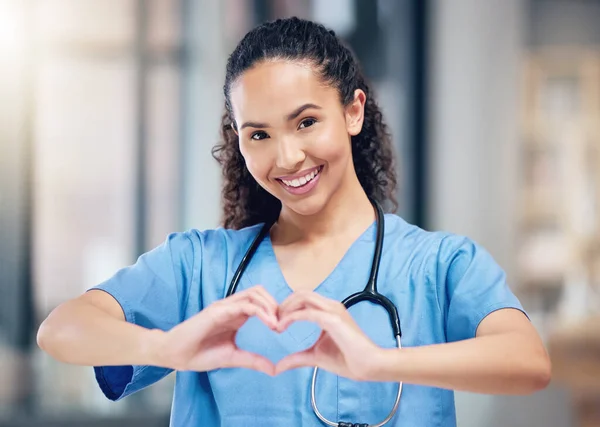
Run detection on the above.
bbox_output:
[280,166,322,188]
[276,165,324,195]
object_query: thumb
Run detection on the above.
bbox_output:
[275,348,317,375]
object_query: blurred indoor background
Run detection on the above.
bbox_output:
[1,0,599,426]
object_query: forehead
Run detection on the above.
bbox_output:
[229,60,340,122]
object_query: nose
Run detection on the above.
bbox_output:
[276,137,306,171]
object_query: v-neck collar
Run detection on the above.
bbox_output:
[257,218,380,346]
[263,218,379,298]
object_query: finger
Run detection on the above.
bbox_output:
[278,292,340,318]
[223,349,276,376]
[278,309,371,371]
[228,285,276,306]
[277,290,310,314]
[237,302,280,330]
[275,349,317,374]
[251,285,279,310]
[220,301,279,330]
[223,286,277,317]
[277,308,338,332]
[284,291,340,313]
[228,286,278,321]
[246,286,279,318]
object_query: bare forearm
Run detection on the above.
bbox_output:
[37,300,165,367]
[372,333,551,395]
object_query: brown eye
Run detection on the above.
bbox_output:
[251,131,269,141]
[298,118,317,129]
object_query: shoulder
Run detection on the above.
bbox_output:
[383,214,487,272]
[174,223,264,261]
[141,225,264,291]
[144,224,263,266]
[186,223,263,248]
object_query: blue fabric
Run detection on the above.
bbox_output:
[90,215,526,427]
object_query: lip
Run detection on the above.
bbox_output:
[276,165,322,181]
[276,165,323,196]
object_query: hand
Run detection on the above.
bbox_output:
[152,285,279,376]
[274,291,386,380]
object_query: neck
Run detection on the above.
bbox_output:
[273,173,376,245]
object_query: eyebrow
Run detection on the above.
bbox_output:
[239,103,322,130]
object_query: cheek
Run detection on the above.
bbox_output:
[309,122,351,163]
[240,143,272,180]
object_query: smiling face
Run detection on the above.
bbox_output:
[229,60,366,217]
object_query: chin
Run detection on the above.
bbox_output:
[280,194,328,217]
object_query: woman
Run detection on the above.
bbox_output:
[37,17,551,427]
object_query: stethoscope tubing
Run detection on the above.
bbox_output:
[225,199,403,426]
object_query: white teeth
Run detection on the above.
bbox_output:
[281,167,320,188]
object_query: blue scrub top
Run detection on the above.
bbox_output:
[90,214,525,427]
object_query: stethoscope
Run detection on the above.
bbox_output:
[225,199,403,427]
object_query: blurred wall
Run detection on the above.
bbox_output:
[428,0,572,426]
[429,0,522,282]
[528,0,600,47]
[0,0,33,350]
[180,0,228,231]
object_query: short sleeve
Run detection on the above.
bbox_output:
[89,231,198,401]
[435,235,527,343]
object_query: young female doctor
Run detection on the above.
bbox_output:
[37,17,551,427]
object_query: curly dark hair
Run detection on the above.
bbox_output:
[211,17,398,229]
